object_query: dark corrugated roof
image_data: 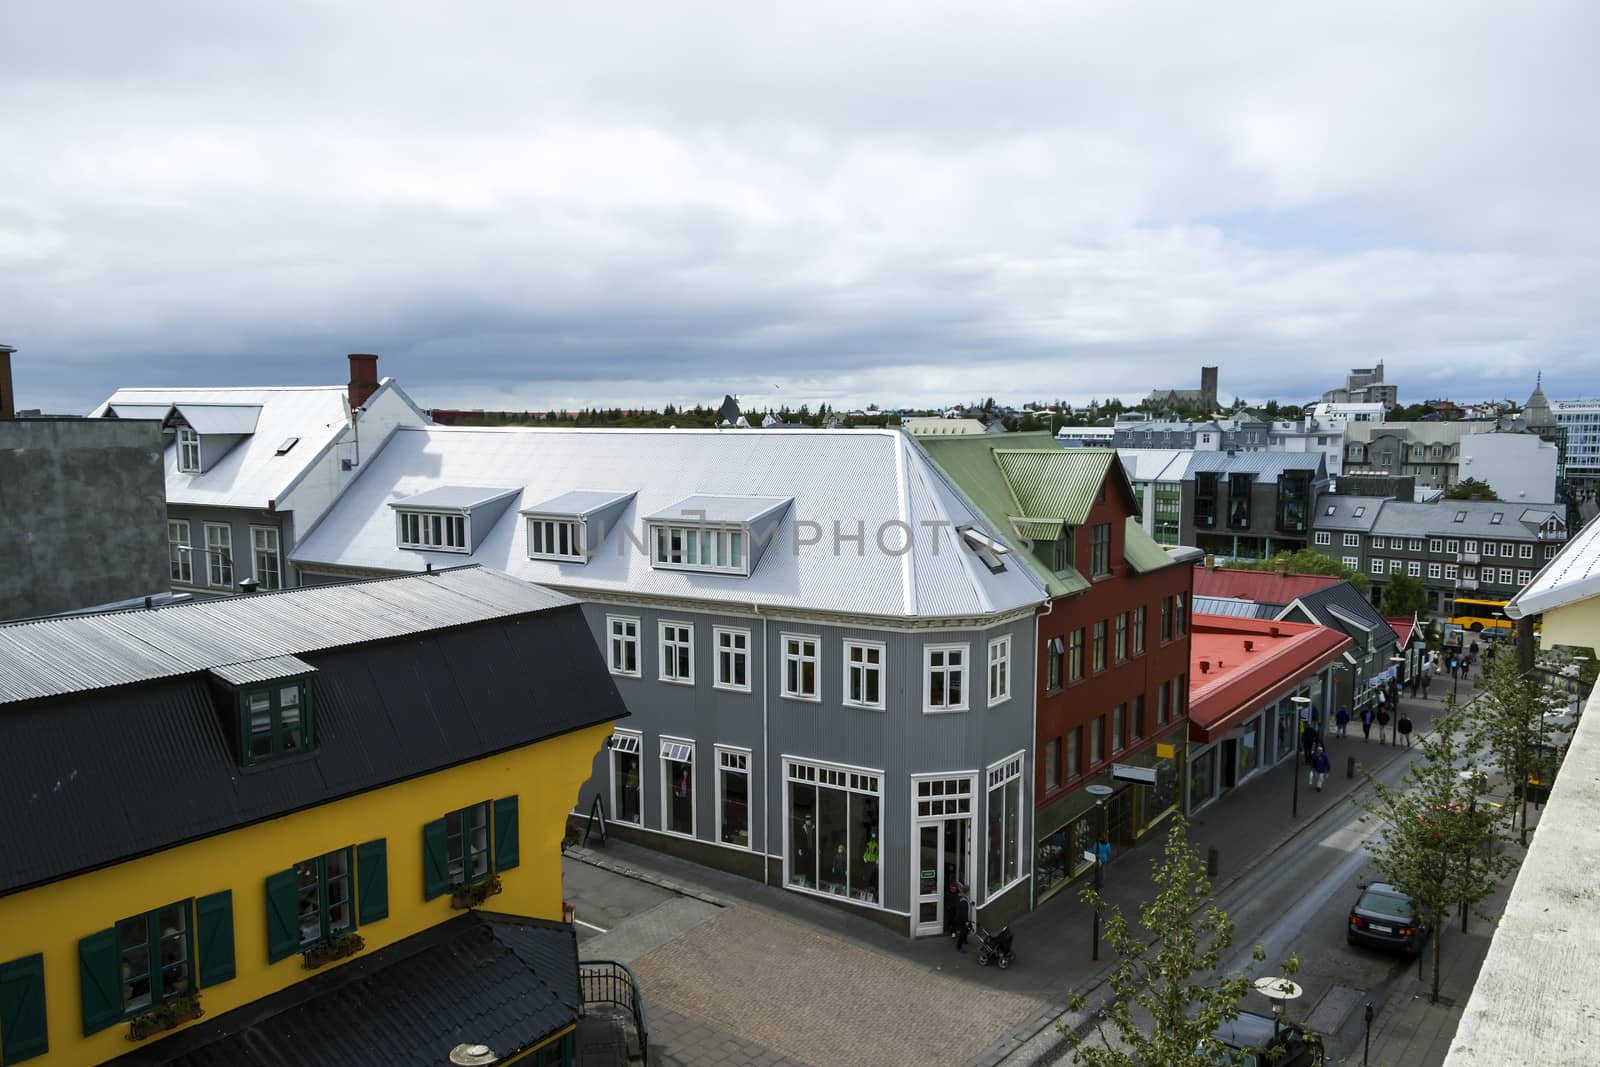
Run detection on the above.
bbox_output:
[111,912,579,1066]
[1288,582,1399,650]
[0,604,626,896]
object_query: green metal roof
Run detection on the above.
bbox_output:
[992,449,1116,528]
[1011,518,1065,541]
[1122,516,1177,574]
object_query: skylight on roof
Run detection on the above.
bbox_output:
[275,437,300,455]
[1455,511,1467,522]
[1353,506,1365,517]
[1326,505,1336,515]
[1490,512,1504,524]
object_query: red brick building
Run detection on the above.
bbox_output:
[918,435,1200,904]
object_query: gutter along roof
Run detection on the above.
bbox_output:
[0,568,627,896]
[1508,512,1600,618]
[1187,615,1352,743]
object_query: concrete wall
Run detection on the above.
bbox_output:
[0,418,170,620]
[1458,433,1559,503]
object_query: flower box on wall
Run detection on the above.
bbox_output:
[302,932,365,970]
[127,993,203,1040]
[450,875,503,910]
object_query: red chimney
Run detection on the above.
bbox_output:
[0,344,15,420]
[348,353,380,410]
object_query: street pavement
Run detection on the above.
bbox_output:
[564,675,1523,1067]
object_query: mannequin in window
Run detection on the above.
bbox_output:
[860,828,879,897]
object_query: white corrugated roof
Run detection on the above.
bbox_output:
[389,485,520,511]
[292,427,1047,620]
[522,490,636,517]
[1508,514,1600,618]
[174,403,262,435]
[1115,448,1192,482]
[91,386,351,509]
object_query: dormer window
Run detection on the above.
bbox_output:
[177,426,201,473]
[390,485,520,556]
[521,490,635,565]
[645,495,791,578]
[210,655,317,767]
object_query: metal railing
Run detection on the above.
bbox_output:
[580,959,648,1065]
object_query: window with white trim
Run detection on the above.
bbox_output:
[608,616,640,676]
[1519,543,1533,560]
[985,754,1024,896]
[660,738,694,836]
[1343,556,1359,569]
[1370,557,1384,575]
[651,524,745,575]
[924,644,968,712]
[1482,542,1497,557]
[1430,538,1443,552]
[1545,545,1557,560]
[844,640,885,709]
[1409,539,1423,551]
[987,635,1011,705]
[527,517,584,562]
[1407,561,1421,577]
[168,520,192,584]
[1446,539,1459,552]
[251,526,282,589]
[1499,567,1514,586]
[1463,566,1476,580]
[1445,563,1458,580]
[1093,619,1108,670]
[177,427,201,473]
[714,627,750,692]
[1068,629,1084,682]
[204,522,233,588]
[659,622,694,684]
[716,747,750,848]
[789,760,881,903]
[1518,569,1532,585]
[1429,562,1442,578]
[1464,539,1478,552]
[781,634,820,701]
[1343,533,1360,548]
[396,510,467,552]
[1315,531,1331,546]
[1371,536,1385,550]
[609,731,642,825]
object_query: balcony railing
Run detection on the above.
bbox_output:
[1456,578,1479,591]
[580,959,648,1065]
[1458,551,1480,564]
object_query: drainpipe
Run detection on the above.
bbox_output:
[1030,592,1055,912]
[756,603,770,890]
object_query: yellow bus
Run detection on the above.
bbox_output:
[1447,597,1540,637]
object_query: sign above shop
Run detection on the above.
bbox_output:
[1111,763,1158,785]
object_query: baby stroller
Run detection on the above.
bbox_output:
[973,922,1015,969]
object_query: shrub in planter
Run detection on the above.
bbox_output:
[128,993,203,1040]
[303,932,366,970]
[450,874,503,909]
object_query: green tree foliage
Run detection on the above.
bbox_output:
[1061,818,1290,1066]
[1358,703,1513,1003]
[1233,550,1369,597]
[1445,477,1500,501]
[1379,572,1429,618]
[1470,654,1561,843]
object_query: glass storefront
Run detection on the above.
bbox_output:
[985,755,1023,895]
[1189,746,1217,810]
[787,761,881,904]
[1238,719,1260,777]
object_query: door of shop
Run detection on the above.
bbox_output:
[912,775,975,937]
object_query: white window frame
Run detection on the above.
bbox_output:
[843,639,886,710]
[1407,561,1421,577]
[659,736,696,838]
[658,621,694,685]
[250,526,283,590]
[1429,562,1442,579]
[1446,539,1460,553]
[1371,536,1385,550]
[713,626,751,693]
[176,426,201,473]
[204,522,233,588]
[1369,558,1384,575]
[1445,563,1459,580]
[1482,542,1496,557]
[1409,539,1424,551]
[780,632,821,702]
[526,516,585,562]
[609,729,643,826]
[987,635,1012,707]
[1343,556,1359,569]
[1499,567,1515,586]
[607,615,640,678]
[984,752,1027,899]
[788,758,883,907]
[1518,569,1532,585]
[924,643,970,713]
[1343,533,1360,548]
[1314,531,1331,546]
[1430,538,1443,552]
[395,510,469,553]
[1464,539,1478,553]
[649,523,748,576]
[168,519,192,584]
[715,745,752,850]
[1519,543,1533,560]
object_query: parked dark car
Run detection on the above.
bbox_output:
[1206,1011,1323,1066]
[1347,882,1426,954]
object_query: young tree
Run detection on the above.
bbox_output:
[1060,818,1289,1066]
[1470,654,1559,845]
[1445,477,1500,501]
[1379,572,1429,618]
[1358,702,1512,1002]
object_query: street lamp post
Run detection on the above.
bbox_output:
[1084,786,1113,961]
[1290,695,1312,818]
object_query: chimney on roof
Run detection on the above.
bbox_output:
[1204,553,1215,571]
[1270,625,1281,637]
[0,343,15,420]
[1274,557,1288,578]
[348,353,380,410]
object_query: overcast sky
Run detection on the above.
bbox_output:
[3,2,1597,415]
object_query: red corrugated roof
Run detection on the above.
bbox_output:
[1387,615,1419,648]
[1188,614,1353,742]
[1192,567,1341,605]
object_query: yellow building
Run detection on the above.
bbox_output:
[0,567,626,1066]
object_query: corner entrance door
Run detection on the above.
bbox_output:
[913,774,976,937]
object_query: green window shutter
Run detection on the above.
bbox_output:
[265,869,300,963]
[0,953,48,1062]
[77,929,121,1037]
[422,819,449,900]
[195,891,236,987]
[356,838,389,924]
[493,795,520,872]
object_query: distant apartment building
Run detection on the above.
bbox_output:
[1112,416,1269,452]
[91,354,430,598]
[0,345,171,620]
[1344,421,1558,500]
[1322,363,1398,408]
[1553,398,1600,490]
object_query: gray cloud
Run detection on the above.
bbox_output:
[2,1,1597,415]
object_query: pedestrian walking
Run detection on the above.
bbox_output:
[1421,671,1432,699]
[952,883,971,953]
[1377,706,1392,744]
[1398,712,1414,747]
[1335,706,1350,738]
[1301,720,1318,765]
[1310,745,1331,791]
[1450,656,1460,680]
[1361,706,1375,741]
